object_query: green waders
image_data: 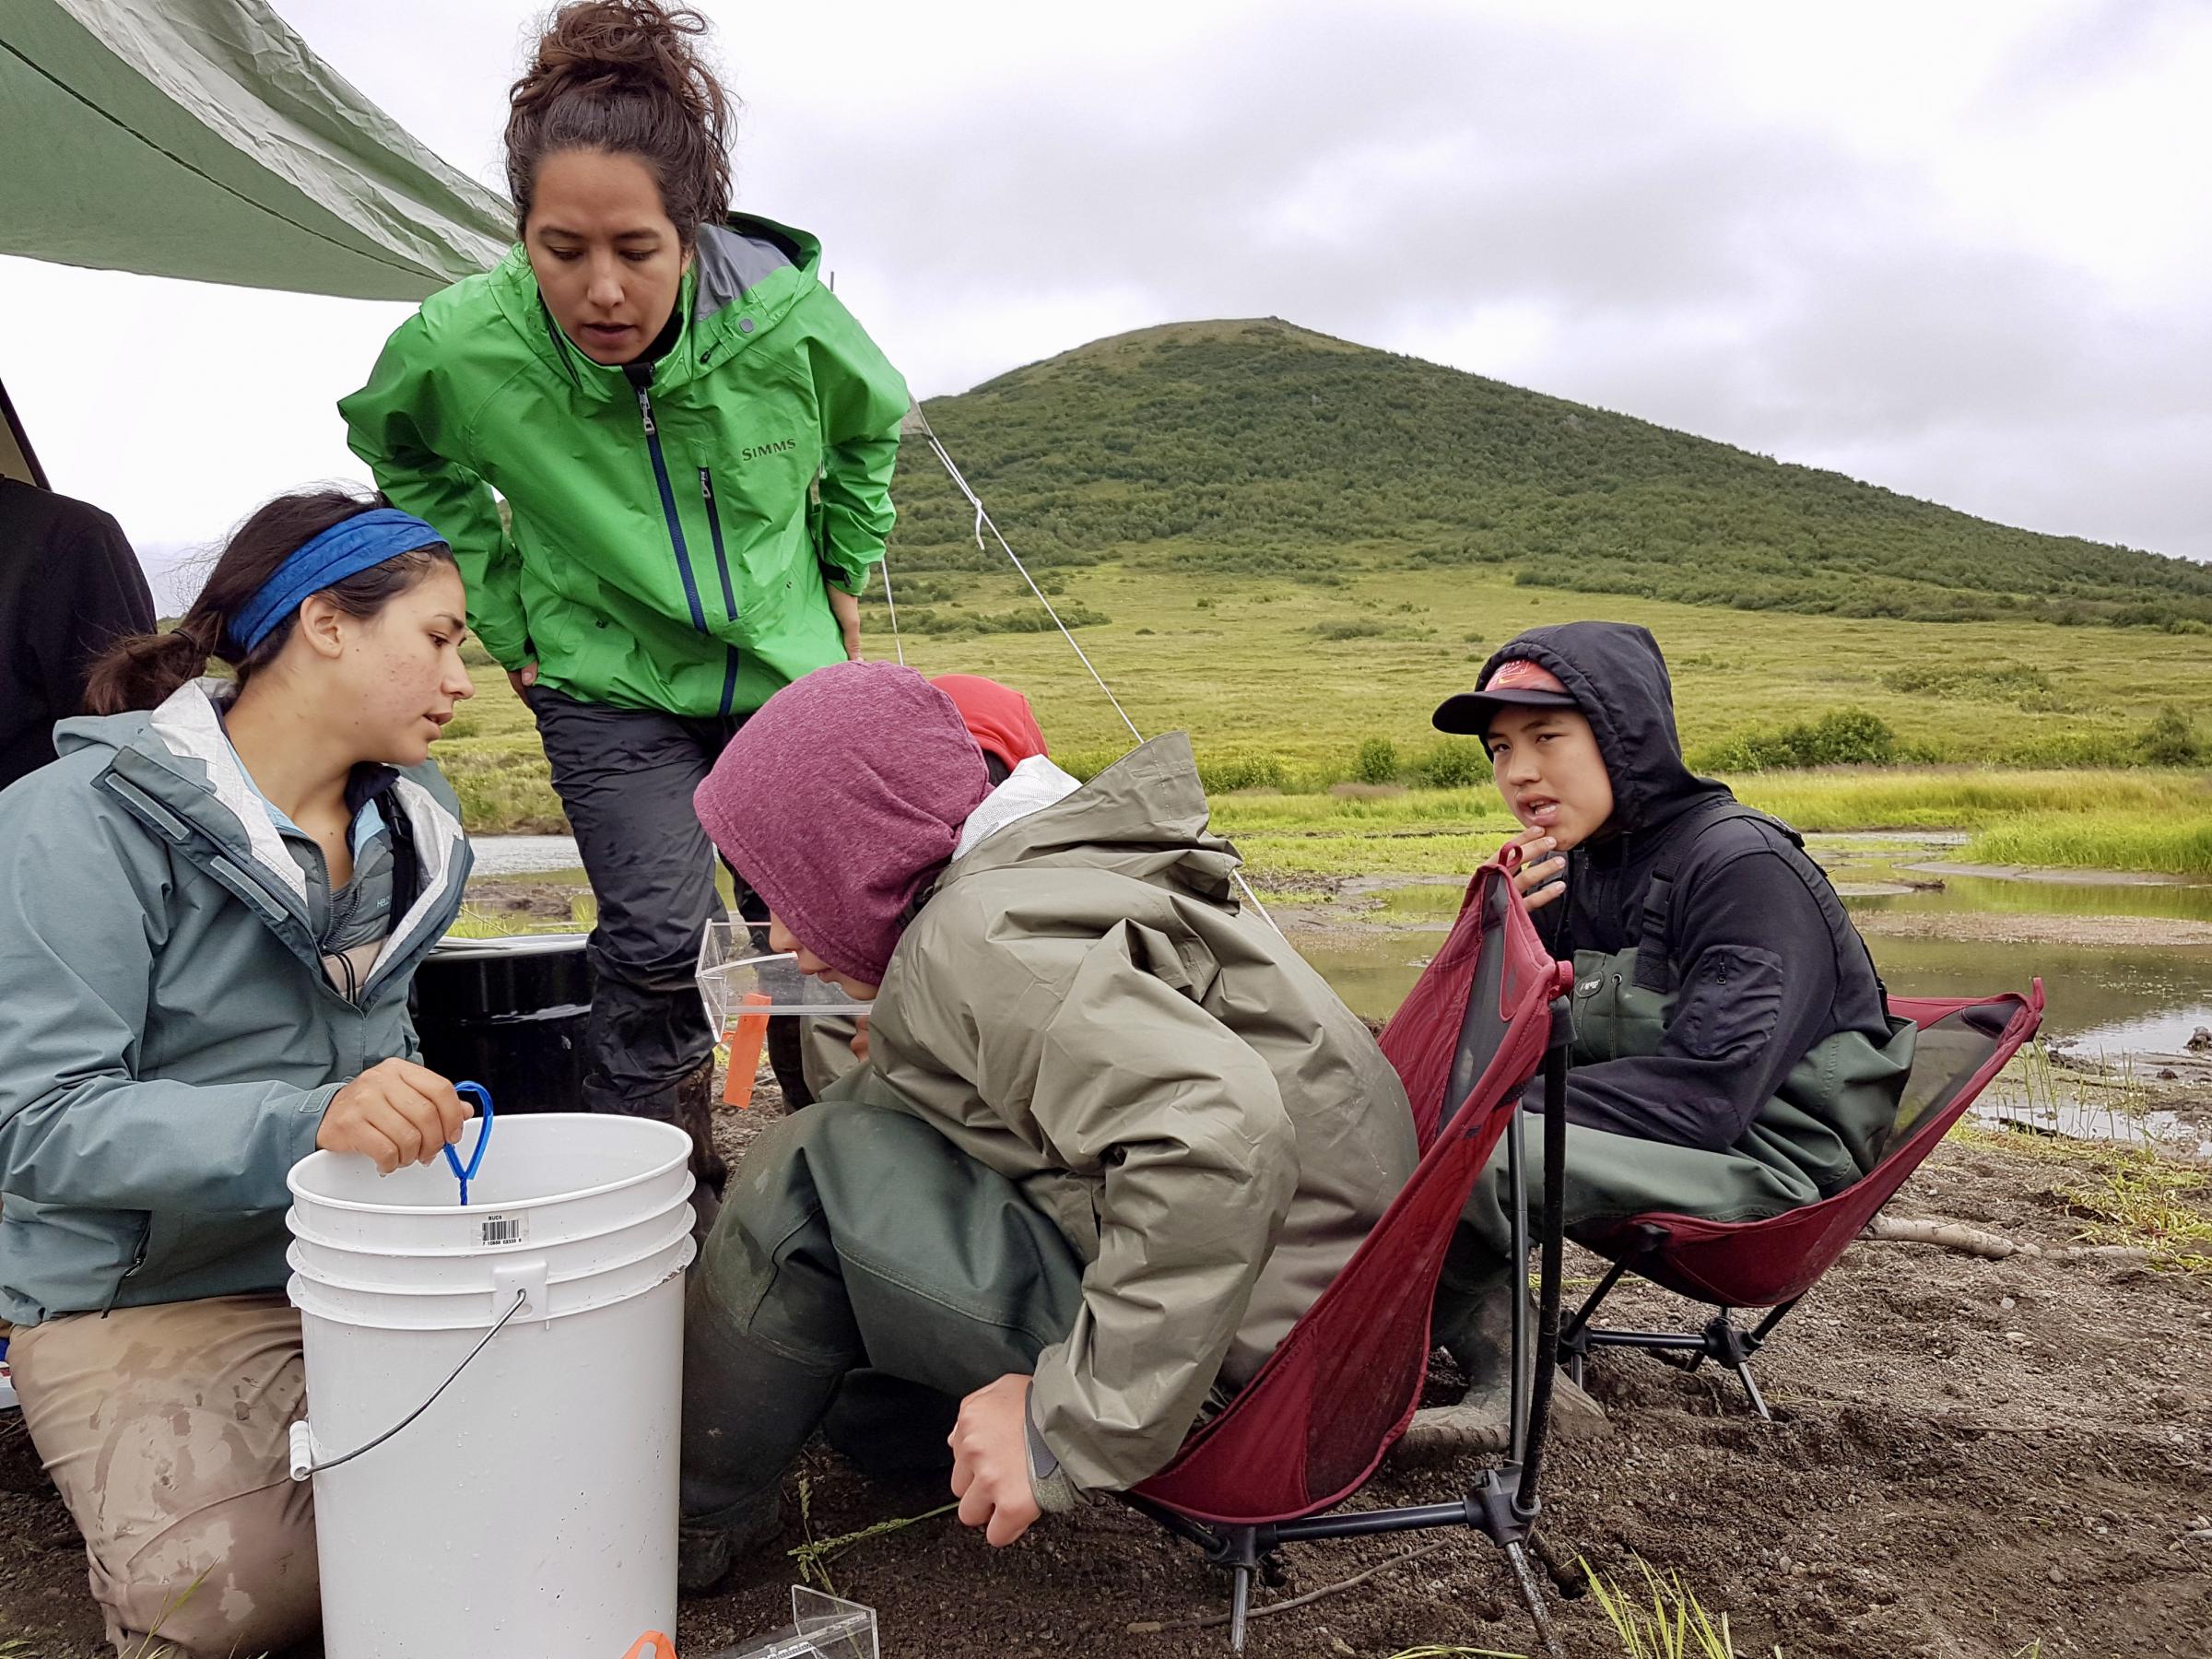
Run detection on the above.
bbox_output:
[1437,940,1916,1363]
[681,1097,1086,1529]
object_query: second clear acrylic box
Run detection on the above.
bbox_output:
[706,1587,877,1658]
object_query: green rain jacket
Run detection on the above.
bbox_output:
[341,216,909,717]
[841,736,1419,1490]
[0,684,472,1324]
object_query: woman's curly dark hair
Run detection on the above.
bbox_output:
[506,0,735,244]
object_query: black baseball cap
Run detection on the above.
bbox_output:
[1431,656,1581,734]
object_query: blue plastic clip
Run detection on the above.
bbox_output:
[445,1081,494,1206]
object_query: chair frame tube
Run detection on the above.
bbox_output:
[1128,995,1581,1654]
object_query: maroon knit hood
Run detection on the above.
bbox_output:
[693,662,993,985]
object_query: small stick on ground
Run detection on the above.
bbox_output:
[1127,1538,1454,1635]
[1862,1215,2149,1265]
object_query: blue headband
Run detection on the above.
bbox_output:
[227,508,446,653]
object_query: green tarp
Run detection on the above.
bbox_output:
[0,0,511,302]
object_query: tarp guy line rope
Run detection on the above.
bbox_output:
[909,407,1281,934]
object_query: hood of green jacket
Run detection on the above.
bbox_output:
[0,684,472,1323]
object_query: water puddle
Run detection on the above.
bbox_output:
[1968,1095,2212,1160]
[468,835,584,878]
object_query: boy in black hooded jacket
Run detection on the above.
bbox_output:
[1402,621,1913,1453]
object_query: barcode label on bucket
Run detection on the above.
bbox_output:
[479,1214,526,1247]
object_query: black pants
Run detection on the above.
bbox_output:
[528,686,806,1128]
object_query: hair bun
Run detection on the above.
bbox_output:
[519,1,711,104]
[507,1,733,240]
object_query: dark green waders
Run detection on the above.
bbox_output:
[680,1098,1087,1528]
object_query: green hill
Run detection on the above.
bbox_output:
[888,318,2212,631]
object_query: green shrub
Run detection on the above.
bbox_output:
[1311,618,1390,641]
[1198,751,1291,793]
[902,602,1111,637]
[1881,661,2052,701]
[1418,737,1490,789]
[1694,707,1900,771]
[1354,736,1401,785]
[864,571,961,606]
[2137,704,2203,766]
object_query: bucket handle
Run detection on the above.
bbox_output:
[444,1080,494,1206]
[288,1286,530,1482]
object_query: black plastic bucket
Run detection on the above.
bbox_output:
[411,934,594,1113]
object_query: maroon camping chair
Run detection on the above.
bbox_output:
[1125,857,1583,1653]
[1561,984,2046,1418]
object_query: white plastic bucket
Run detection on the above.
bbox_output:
[287,1113,696,1658]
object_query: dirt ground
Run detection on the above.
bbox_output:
[3,1088,2206,1659]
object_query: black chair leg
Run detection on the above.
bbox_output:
[1501,1540,1567,1658]
[1224,1525,1258,1653]
[1735,1360,1771,1420]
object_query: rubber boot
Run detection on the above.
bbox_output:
[677,1486,783,1596]
[672,1057,727,1243]
[821,1370,959,1485]
[678,1271,844,1591]
[1393,1277,1606,1465]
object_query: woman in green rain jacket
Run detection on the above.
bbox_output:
[341,1,909,1195]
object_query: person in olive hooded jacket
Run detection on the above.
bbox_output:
[676,664,1417,1588]
[340,1,909,1208]
[1399,621,1914,1456]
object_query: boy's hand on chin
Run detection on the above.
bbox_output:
[1502,829,1567,913]
[948,1373,1041,1547]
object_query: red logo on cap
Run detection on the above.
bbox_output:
[1488,658,1570,696]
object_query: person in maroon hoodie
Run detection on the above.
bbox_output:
[783,672,1053,1103]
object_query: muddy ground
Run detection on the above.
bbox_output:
[4,853,2208,1655]
[2,1086,2206,1659]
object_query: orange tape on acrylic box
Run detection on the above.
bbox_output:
[722,991,773,1106]
[619,1635,677,1659]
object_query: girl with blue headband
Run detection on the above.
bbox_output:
[0,487,480,1655]
[341,0,910,1214]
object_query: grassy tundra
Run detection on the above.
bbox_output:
[431,316,2212,872]
[437,555,2212,874]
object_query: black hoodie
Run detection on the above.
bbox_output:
[0,479,154,793]
[1476,622,1892,1152]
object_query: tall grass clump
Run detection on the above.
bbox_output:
[1730,769,2209,833]
[1960,814,2212,877]
[1583,1556,1782,1659]
[437,742,566,834]
[1197,750,1292,793]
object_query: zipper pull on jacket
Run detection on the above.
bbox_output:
[624,359,657,435]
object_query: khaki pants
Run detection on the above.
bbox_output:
[11,1293,318,1656]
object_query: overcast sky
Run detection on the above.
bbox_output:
[5,0,2207,604]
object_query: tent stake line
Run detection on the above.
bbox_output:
[903,403,1282,933]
